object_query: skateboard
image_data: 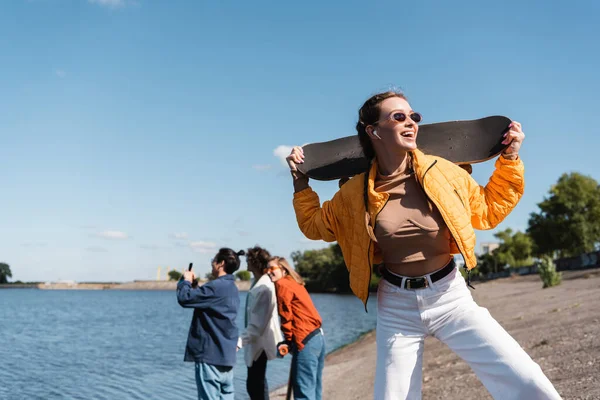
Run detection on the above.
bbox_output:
[296,116,512,181]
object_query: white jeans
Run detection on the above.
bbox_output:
[374,267,561,400]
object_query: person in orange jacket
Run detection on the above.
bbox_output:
[285,91,561,400]
[266,256,325,400]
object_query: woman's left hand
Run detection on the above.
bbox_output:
[502,121,524,160]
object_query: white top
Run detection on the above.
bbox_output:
[238,274,283,367]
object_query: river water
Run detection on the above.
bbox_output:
[0,289,377,399]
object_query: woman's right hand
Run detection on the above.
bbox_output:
[286,146,307,180]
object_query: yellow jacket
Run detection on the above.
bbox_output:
[292,149,524,307]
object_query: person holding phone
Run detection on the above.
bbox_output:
[177,248,245,400]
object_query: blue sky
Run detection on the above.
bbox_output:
[1,0,599,282]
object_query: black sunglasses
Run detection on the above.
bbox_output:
[375,112,422,125]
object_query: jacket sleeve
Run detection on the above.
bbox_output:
[177,280,218,309]
[240,286,275,346]
[276,284,294,343]
[466,156,525,230]
[292,187,344,242]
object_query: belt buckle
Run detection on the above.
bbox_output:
[406,277,428,290]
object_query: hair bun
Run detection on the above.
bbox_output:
[237,250,246,257]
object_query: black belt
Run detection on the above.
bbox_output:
[302,326,323,345]
[382,258,456,290]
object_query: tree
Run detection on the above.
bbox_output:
[236,270,251,281]
[527,172,600,257]
[492,228,534,268]
[291,244,350,293]
[475,253,498,276]
[168,270,182,281]
[0,263,12,284]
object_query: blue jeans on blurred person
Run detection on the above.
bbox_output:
[290,329,326,400]
[195,362,234,400]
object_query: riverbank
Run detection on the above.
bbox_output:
[0,280,252,291]
[271,268,600,399]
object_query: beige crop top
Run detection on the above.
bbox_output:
[374,168,452,268]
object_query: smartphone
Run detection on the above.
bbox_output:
[188,263,197,287]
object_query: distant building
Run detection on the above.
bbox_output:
[480,242,499,255]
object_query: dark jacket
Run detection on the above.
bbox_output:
[177,275,240,367]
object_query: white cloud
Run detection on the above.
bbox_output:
[273,145,293,167]
[96,230,129,240]
[169,232,188,240]
[252,164,272,171]
[189,241,217,254]
[54,69,66,78]
[140,244,158,250]
[88,0,126,8]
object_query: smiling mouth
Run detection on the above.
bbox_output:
[401,131,416,138]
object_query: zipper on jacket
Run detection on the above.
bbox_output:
[454,189,466,210]
[421,160,438,181]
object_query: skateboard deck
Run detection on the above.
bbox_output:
[296,116,511,181]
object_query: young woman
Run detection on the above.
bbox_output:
[237,246,283,399]
[285,91,561,399]
[177,247,244,400]
[266,256,325,400]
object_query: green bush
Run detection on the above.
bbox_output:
[236,270,251,281]
[538,256,562,288]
